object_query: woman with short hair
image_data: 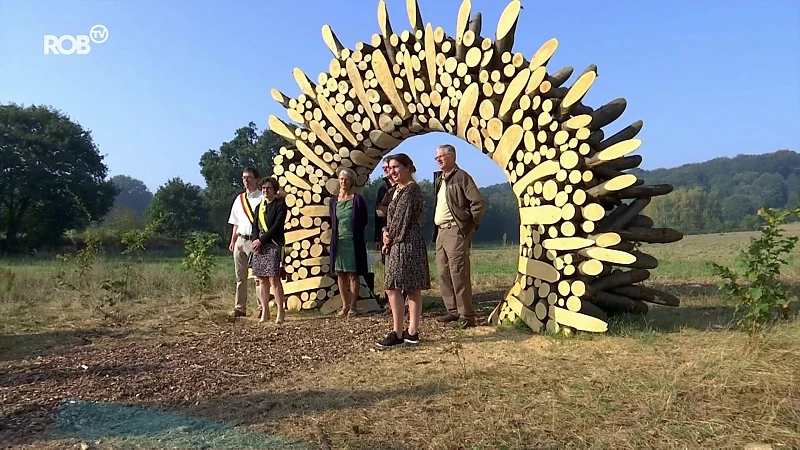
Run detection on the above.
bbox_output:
[250,177,288,324]
[329,167,369,317]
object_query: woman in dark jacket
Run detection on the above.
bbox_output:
[250,177,287,324]
[329,167,369,317]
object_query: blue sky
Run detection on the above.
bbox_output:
[1,0,798,192]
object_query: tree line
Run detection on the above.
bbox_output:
[2,102,797,253]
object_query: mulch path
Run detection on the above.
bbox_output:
[0,301,496,448]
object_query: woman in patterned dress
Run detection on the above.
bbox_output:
[328,167,369,317]
[250,177,287,324]
[377,153,431,348]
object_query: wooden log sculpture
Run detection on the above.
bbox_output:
[268,0,683,332]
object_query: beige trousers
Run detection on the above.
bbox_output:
[233,235,257,311]
[435,226,475,319]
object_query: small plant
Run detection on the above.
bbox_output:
[501,233,508,247]
[711,205,800,334]
[183,231,219,294]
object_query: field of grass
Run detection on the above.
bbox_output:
[1,225,799,449]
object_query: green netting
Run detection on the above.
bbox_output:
[55,399,309,449]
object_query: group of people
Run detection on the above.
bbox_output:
[226,144,486,348]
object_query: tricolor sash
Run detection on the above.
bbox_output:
[239,192,255,224]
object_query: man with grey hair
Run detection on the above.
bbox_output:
[432,144,486,327]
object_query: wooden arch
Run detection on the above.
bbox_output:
[267,0,683,332]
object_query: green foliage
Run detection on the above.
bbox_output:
[146,177,210,239]
[0,103,118,252]
[199,124,287,238]
[108,175,153,216]
[711,205,800,334]
[182,232,219,294]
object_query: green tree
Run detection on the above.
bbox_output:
[0,103,117,252]
[199,123,287,238]
[109,175,153,216]
[146,178,209,238]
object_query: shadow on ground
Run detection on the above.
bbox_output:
[0,329,132,362]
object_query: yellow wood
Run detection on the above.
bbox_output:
[406,0,423,31]
[403,49,419,103]
[268,115,297,143]
[593,232,621,248]
[578,259,603,276]
[551,306,608,333]
[377,0,393,38]
[292,68,317,99]
[512,160,559,196]
[296,140,334,175]
[518,256,559,283]
[519,205,561,225]
[593,139,642,164]
[286,227,321,245]
[319,294,342,314]
[498,68,531,120]
[321,24,344,58]
[302,256,330,266]
[316,94,358,146]
[496,0,521,45]
[455,0,472,47]
[605,173,638,191]
[287,109,305,125]
[283,275,336,295]
[506,295,543,332]
[346,59,378,127]
[457,83,479,139]
[320,229,332,244]
[350,149,378,168]
[524,66,547,95]
[371,49,409,118]
[558,71,596,115]
[308,120,338,152]
[580,247,637,265]
[582,203,605,221]
[285,172,312,191]
[542,237,594,251]
[271,88,291,108]
[369,129,403,149]
[529,38,558,70]
[424,23,437,88]
[492,124,524,172]
[559,150,579,169]
[564,114,592,131]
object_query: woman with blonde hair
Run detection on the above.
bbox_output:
[377,153,431,347]
[250,177,287,324]
[329,167,369,317]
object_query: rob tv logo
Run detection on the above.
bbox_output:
[43,25,108,55]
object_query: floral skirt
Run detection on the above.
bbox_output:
[250,242,280,278]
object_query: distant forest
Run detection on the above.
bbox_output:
[359,150,800,242]
[107,150,799,245]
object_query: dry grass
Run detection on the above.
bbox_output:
[1,225,800,449]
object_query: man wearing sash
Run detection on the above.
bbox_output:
[228,167,262,317]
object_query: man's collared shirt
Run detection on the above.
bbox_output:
[228,190,262,236]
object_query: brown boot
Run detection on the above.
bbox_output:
[436,311,459,323]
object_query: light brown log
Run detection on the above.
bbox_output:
[518,257,559,283]
[598,120,643,151]
[317,95,358,146]
[513,160,559,196]
[586,174,638,198]
[587,139,642,167]
[494,0,521,56]
[556,69,596,117]
[309,121,339,153]
[282,275,336,295]
[321,25,345,58]
[371,50,409,118]
[493,124,524,170]
[296,141,334,176]
[542,237,594,251]
[454,0,472,60]
[268,115,299,144]
[369,129,402,150]
[406,0,423,32]
[524,66,547,95]
[550,306,607,333]
[424,23,437,89]
[530,38,558,70]
[506,295,543,332]
[519,205,561,225]
[456,83,479,138]
[579,247,636,265]
[498,68,531,121]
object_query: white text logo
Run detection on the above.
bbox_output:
[44,25,108,55]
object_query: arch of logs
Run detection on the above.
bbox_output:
[267,0,683,333]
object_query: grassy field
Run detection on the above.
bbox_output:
[1,225,799,449]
